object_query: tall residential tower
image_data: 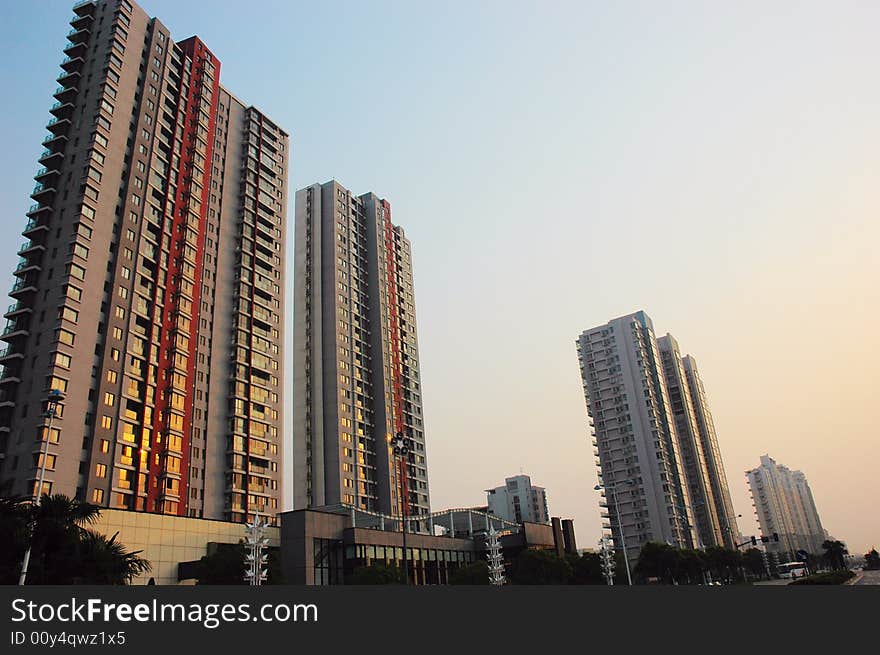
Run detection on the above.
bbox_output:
[0,0,288,524]
[746,455,826,556]
[681,353,740,548]
[576,311,697,562]
[293,181,430,519]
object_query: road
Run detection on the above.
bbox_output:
[852,569,880,585]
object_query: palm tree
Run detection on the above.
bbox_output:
[821,540,848,571]
[74,530,152,585]
[0,494,150,584]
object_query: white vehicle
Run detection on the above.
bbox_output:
[777,562,808,579]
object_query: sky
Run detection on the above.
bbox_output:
[1,0,877,554]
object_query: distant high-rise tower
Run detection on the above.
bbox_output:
[292,181,430,518]
[576,311,697,562]
[746,455,826,556]
[0,0,288,525]
[486,474,550,525]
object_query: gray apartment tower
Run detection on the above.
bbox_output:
[486,474,550,525]
[0,0,288,525]
[576,311,697,562]
[747,455,826,557]
[292,181,430,519]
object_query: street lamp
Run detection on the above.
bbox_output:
[595,479,634,585]
[19,388,65,586]
[391,432,410,585]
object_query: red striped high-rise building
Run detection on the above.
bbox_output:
[0,0,287,524]
[292,181,430,518]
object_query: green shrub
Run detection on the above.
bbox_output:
[789,570,855,585]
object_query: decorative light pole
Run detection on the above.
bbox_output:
[18,388,65,586]
[595,479,634,586]
[599,535,616,585]
[243,512,269,586]
[391,432,410,585]
[486,525,505,585]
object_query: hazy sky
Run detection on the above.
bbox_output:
[2,1,877,553]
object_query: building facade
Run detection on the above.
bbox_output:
[486,474,550,524]
[0,0,287,525]
[746,455,826,556]
[576,311,697,562]
[657,334,725,548]
[681,354,741,548]
[292,181,430,519]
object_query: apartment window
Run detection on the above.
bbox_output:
[68,263,86,281]
[104,392,115,407]
[53,352,71,369]
[95,464,107,478]
[56,329,75,346]
[59,307,79,323]
[92,489,105,503]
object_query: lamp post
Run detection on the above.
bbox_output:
[19,388,65,586]
[392,432,410,585]
[595,479,634,586]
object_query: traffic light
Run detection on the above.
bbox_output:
[773,533,779,542]
[761,536,769,543]
[751,536,757,545]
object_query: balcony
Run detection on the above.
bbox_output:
[34,166,60,185]
[72,0,96,17]
[0,369,21,386]
[30,183,56,203]
[67,26,91,44]
[56,69,81,87]
[41,132,68,151]
[46,115,71,134]
[63,39,87,59]
[53,84,77,103]
[1,321,30,341]
[70,13,94,32]
[38,148,64,167]
[4,303,32,319]
[60,55,85,74]
[9,279,38,299]
[0,346,23,364]
[49,100,75,119]
[13,257,42,277]
[22,218,50,240]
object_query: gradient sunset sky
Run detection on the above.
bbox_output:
[2,0,877,553]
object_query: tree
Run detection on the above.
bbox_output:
[348,562,405,585]
[634,542,680,584]
[508,548,572,584]
[449,560,490,585]
[863,548,880,570]
[0,494,150,585]
[743,548,766,578]
[704,545,743,583]
[194,541,281,585]
[566,552,605,585]
[821,540,848,571]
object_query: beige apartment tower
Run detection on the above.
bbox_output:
[0,0,287,524]
[293,181,430,519]
[746,455,826,556]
